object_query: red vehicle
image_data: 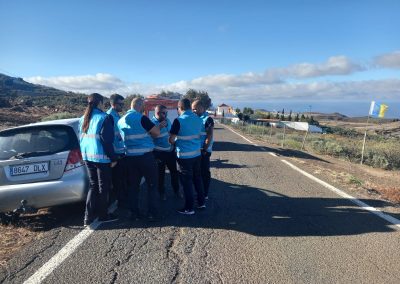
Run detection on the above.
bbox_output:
[144,95,180,121]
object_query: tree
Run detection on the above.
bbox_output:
[275,112,280,119]
[243,114,250,121]
[222,109,225,117]
[266,112,271,119]
[295,113,300,122]
[124,94,144,111]
[159,90,183,99]
[243,107,254,115]
[300,114,306,122]
[288,110,293,121]
[183,89,212,109]
[235,107,241,114]
[237,113,244,120]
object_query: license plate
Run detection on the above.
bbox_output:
[10,162,49,176]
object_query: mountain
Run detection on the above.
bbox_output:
[0,73,72,97]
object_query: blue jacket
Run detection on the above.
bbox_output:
[151,116,173,152]
[106,108,125,155]
[79,108,111,163]
[175,110,202,159]
[200,112,214,153]
[118,109,155,156]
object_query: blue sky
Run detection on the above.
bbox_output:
[1,0,399,117]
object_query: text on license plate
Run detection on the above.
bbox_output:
[10,162,49,176]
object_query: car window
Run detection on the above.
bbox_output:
[0,125,78,160]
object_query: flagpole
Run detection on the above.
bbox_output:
[360,114,370,165]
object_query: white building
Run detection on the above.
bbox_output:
[216,103,233,116]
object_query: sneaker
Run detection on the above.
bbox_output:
[197,204,206,209]
[177,208,195,215]
[99,213,118,223]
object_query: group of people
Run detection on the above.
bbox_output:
[79,93,214,226]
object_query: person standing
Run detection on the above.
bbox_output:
[151,105,181,200]
[118,97,161,221]
[169,98,205,215]
[79,93,118,226]
[192,100,214,199]
[106,94,128,208]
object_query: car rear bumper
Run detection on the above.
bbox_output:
[0,169,88,212]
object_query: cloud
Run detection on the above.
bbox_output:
[374,50,400,69]
[174,56,363,89]
[23,55,399,103]
[25,73,131,95]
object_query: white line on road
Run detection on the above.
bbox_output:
[223,125,258,146]
[281,159,400,229]
[24,199,119,283]
[223,124,400,230]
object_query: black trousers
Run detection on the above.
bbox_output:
[200,152,211,197]
[153,150,179,195]
[111,156,128,208]
[177,156,204,211]
[84,161,112,221]
[126,152,159,216]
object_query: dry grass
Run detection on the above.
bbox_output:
[380,187,400,204]
[0,225,37,270]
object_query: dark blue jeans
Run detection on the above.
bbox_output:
[153,150,179,195]
[177,156,204,210]
[84,161,112,221]
[111,156,128,208]
[200,152,211,197]
[126,152,159,216]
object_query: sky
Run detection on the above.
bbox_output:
[1,0,399,117]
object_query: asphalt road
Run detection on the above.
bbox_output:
[2,125,400,283]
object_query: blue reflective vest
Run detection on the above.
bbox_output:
[200,112,214,153]
[118,109,154,156]
[106,108,125,155]
[79,108,111,163]
[151,116,173,152]
[175,110,202,159]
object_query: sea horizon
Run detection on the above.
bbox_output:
[220,100,400,119]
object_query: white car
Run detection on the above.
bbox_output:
[0,118,88,213]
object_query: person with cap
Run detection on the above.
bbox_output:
[118,97,162,221]
[106,93,128,208]
[169,98,205,215]
[151,105,181,200]
[79,93,119,226]
[192,99,214,200]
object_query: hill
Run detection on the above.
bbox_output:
[0,73,73,97]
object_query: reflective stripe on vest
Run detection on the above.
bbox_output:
[175,110,202,159]
[177,149,201,158]
[177,134,200,140]
[118,110,155,156]
[151,116,173,152]
[107,108,125,155]
[79,108,111,163]
[200,112,214,153]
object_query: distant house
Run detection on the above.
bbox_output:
[216,103,233,117]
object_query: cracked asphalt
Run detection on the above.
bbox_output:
[2,125,400,283]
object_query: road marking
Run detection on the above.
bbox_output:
[223,124,400,230]
[24,201,118,284]
[281,159,400,229]
[223,125,258,146]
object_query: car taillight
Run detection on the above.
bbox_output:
[64,148,83,172]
